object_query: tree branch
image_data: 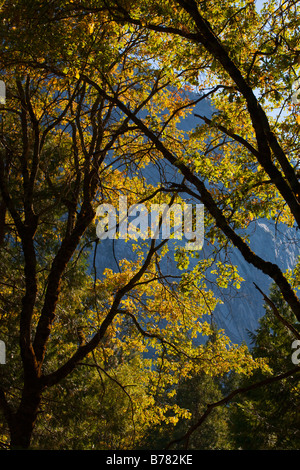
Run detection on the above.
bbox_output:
[253,282,300,340]
[82,76,300,323]
[166,365,300,449]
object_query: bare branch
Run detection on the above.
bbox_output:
[253,282,300,340]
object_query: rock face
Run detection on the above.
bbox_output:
[92,96,300,346]
[212,220,299,344]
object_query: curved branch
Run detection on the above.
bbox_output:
[83,76,300,323]
[41,235,169,388]
[110,0,300,223]
[194,113,260,158]
[175,0,300,208]
[253,282,300,340]
[166,365,300,449]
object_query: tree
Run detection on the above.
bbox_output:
[229,284,300,450]
[0,0,270,449]
[101,0,300,316]
[91,0,300,448]
[141,330,235,450]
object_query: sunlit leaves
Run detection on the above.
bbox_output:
[0,0,294,450]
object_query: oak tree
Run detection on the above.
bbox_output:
[0,0,299,450]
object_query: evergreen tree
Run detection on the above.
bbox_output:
[229,284,300,450]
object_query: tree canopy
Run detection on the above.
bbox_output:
[0,0,299,450]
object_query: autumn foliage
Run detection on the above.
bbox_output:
[0,0,299,450]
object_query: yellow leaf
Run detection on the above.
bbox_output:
[88,22,95,34]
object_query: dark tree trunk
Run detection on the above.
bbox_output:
[9,380,43,450]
